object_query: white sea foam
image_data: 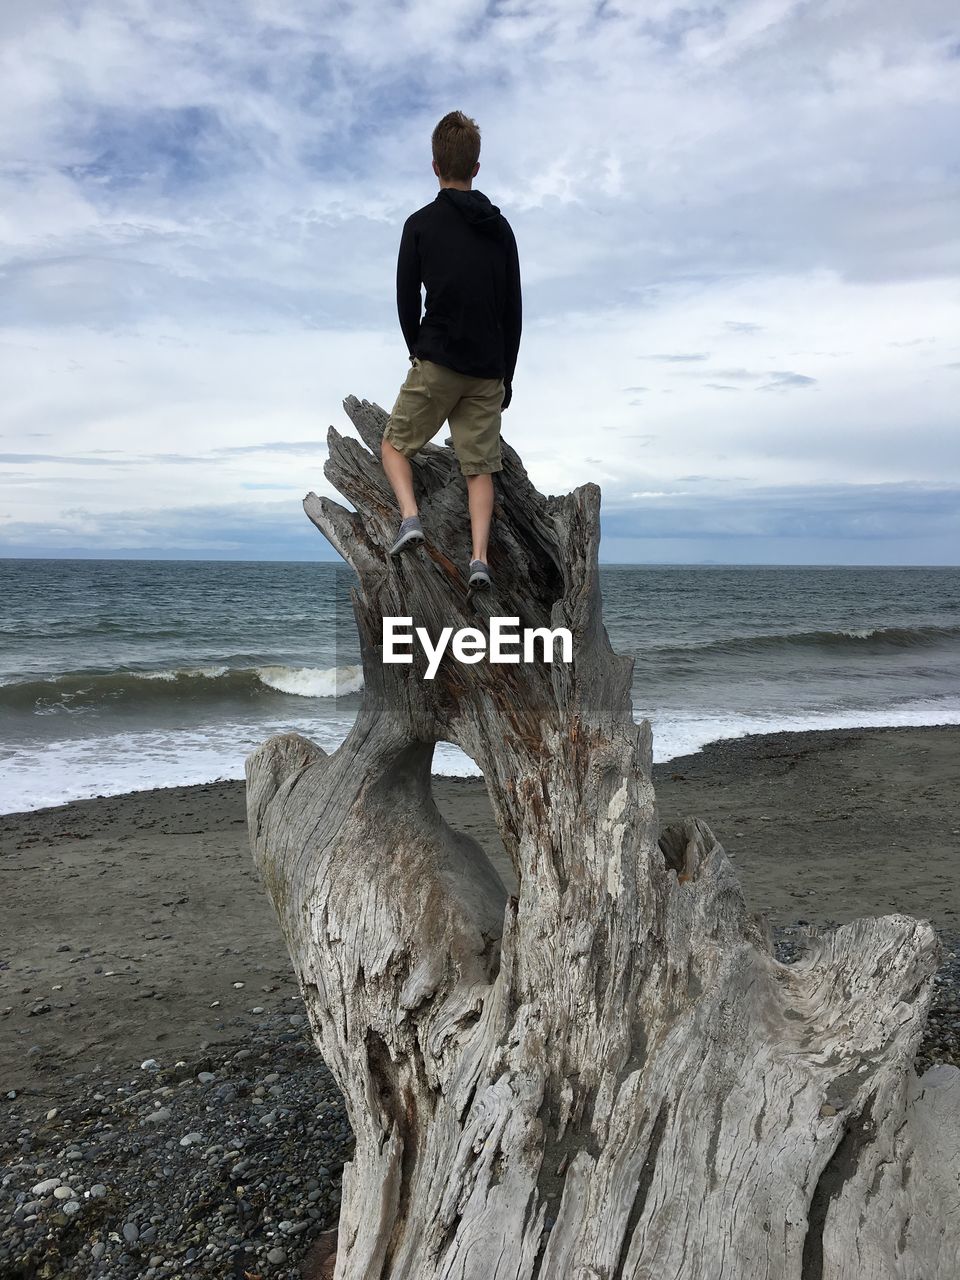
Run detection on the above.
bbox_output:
[2,697,959,815]
[0,711,357,814]
[138,666,230,681]
[256,665,364,697]
[641,698,960,760]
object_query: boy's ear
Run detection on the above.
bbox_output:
[473,162,480,177]
[432,159,440,177]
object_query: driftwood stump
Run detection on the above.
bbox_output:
[246,397,960,1279]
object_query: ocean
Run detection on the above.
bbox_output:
[1,558,958,815]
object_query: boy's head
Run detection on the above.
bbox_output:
[431,111,481,187]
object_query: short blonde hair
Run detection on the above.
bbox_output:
[432,111,481,182]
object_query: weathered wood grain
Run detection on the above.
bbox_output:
[246,396,960,1279]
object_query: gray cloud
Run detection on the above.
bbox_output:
[0,442,326,466]
[642,353,711,362]
[0,497,326,559]
[757,371,817,391]
[212,441,328,458]
[602,481,960,546]
[3,482,956,565]
[707,368,761,381]
[0,452,139,465]
[141,442,328,465]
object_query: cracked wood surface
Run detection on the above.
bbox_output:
[246,397,960,1280]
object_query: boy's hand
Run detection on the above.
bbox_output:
[501,381,512,411]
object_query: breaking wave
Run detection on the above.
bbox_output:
[648,622,960,660]
[0,664,365,714]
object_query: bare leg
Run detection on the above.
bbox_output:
[466,473,494,563]
[380,438,418,519]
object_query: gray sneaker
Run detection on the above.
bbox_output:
[389,515,424,556]
[468,559,492,589]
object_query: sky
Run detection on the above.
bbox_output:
[0,0,958,565]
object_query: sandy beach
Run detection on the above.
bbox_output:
[1,721,958,1277]
[2,722,958,1108]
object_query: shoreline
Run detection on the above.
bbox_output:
[6,711,960,819]
[2,720,958,1109]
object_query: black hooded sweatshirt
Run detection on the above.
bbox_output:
[396,187,522,390]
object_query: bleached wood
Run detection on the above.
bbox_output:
[246,396,960,1279]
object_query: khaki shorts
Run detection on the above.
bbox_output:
[382,357,504,475]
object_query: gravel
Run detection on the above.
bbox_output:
[0,1018,352,1279]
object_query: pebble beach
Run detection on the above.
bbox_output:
[1,722,958,1277]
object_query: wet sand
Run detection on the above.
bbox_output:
[1,723,958,1108]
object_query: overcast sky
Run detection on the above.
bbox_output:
[1,0,958,564]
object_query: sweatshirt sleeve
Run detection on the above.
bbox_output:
[396,217,422,357]
[501,219,522,384]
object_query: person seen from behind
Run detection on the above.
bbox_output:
[379,110,522,590]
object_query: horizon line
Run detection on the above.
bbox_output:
[1,554,958,570]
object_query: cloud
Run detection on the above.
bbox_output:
[0,441,327,467]
[0,0,957,562]
[146,441,328,463]
[3,480,955,567]
[756,370,818,390]
[705,367,762,381]
[642,353,711,362]
[0,496,329,559]
[0,452,139,465]
[599,480,960,564]
[213,441,328,457]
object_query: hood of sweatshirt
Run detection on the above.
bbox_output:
[438,187,502,228]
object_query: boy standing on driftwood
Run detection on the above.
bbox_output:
[379,110,522,590]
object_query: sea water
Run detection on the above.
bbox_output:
[1,558,958,813]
